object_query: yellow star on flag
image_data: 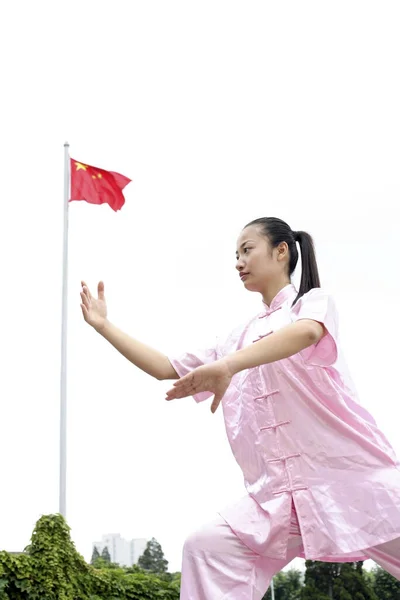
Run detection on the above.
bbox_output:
[75,162,88,171]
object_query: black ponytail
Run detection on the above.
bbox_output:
[245,217,321,305]
[291,230,320,304]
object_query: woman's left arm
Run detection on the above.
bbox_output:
[166,319,325,412]
[225,319,324,375]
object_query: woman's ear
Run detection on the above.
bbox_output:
[276,241,289,262]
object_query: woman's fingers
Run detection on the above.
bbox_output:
[80,291,90,309]
[173,379,194,392]
[166,386,188,400]
[169,388,189,400]
[81,281,92,299]
[173,373,194,388]
[98,281,105,300]
[172,377,197,396]
[166,374,199,400]
[211,395,222,413]
[80,303,89,321]
[166,388,180,400]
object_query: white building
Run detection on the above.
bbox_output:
[92,533,147,567]
[130,537,147,565]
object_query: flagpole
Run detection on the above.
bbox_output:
[271,578,275,600]
[60,142,70,517]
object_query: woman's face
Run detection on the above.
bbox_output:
[235,225,289,295]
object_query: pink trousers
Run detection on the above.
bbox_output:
[180,513,400,600]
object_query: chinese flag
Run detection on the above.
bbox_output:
[70,159,131,211]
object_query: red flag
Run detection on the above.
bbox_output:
[69,159,131,211]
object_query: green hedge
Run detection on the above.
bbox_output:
[0,514,180,600]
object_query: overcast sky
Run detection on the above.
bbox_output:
[1,1,399,573]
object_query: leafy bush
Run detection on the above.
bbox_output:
[0,514,180,600]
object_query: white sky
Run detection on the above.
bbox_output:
[1,0,399,575]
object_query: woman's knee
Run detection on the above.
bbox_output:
[183,517,253,557]
[183,519,223,555]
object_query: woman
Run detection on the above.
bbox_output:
[81,217,400,599]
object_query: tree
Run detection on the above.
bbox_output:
[138,537,168,574]
[371,565,400,599]
[263,568,303,599]
[332,562,377,600]
[101,546,111,563]
[90,545,100,564]
[302,561,340,599]
[301,561,377,600]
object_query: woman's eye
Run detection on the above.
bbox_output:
[236,247,251,260]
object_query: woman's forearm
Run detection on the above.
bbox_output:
[224,319,324,375]
[98,320,178,380]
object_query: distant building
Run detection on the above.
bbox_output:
[130,537,147,565]
[92,533,147,567]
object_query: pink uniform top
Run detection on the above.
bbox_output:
[169,284,400,561]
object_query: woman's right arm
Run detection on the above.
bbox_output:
[98,320,178,380]
[80,281,178,381]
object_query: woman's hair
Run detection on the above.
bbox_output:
[245,217,321,304]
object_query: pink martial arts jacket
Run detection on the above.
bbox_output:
[169,284,400,561]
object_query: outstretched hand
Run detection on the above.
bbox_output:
[80,281,107,331]
[165,360,233,413]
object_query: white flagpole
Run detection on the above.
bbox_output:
[59,142,70,517]
[270,577,275,600]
